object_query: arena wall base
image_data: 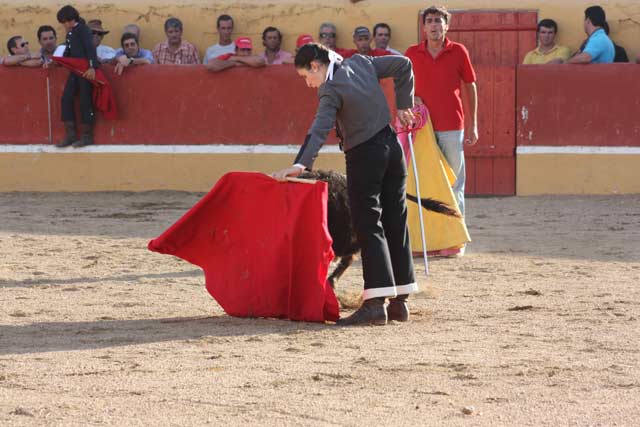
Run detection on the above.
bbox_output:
[516,148,640,195]
[0,146,345,192]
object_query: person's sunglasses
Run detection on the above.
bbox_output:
[20,41,29,47]
[319,32,335,39]
[92,31,104,36]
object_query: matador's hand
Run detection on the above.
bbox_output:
[270,165,305,181]
[396,108,416,129]
[82,67,96,81]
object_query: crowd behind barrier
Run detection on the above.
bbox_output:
[4,4,638,69]
[1,11,406,69]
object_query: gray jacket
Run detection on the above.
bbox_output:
[294,54,414,169]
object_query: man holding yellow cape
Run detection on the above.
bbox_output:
[405,5,478,256]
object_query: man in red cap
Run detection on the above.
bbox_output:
[205,36,265,72]
[296,34,314,51]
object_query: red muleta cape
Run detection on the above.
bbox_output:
[52,57,118,120]
[148,172,340,323]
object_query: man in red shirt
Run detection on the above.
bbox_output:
[405,5,478,223]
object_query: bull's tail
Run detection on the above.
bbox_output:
[406,193,461,218]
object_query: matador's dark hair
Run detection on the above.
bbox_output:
[294,43,330,69]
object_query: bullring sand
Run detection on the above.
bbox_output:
[1,192,639,426]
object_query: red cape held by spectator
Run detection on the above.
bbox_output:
[52,56,118,120]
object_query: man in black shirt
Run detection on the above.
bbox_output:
[55,5,99,148]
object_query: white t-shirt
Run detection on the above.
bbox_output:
[204,43,236,63]
[97,45,116,62]
[386,47,402,55]
[53,44,66,57]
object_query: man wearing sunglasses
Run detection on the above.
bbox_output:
[88,19,116,63]
[317,22,352,58]
[2,36,43,67]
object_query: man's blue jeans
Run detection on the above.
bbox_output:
[434,130,465,217]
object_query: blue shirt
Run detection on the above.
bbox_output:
[114,48,155,64]
[583,28,615,64]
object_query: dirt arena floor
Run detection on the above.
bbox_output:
[1,191,639,426]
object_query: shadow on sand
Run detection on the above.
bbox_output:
[1,314,331,355]
[0,270,203,289]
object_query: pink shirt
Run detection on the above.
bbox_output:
[261,49,293,65]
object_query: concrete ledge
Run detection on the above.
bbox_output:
[0,145,345,192]
[517,150,640,195]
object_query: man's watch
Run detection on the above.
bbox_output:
[127,57,134,65]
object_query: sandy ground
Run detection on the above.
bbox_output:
[1,191,639,426]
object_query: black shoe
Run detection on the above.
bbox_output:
[56,121,77,148]
[336,297,387,326]
[73,123,94,148]
[387,294,409,322]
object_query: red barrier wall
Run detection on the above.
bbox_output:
[0,69,51,143]
[517,64,640,147]
[464,65,516,195]
[0,65,342,146]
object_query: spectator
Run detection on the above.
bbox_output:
[373,23,402,55]
[37,25,58,65]
[603,22,629,62]
[404,5,477,228]
[522,19,572,64]
[205,36,265,72]
[153,17,200,64]
[349,26,391,57]
[318,22,337,49]
[3,35,43,67]
[88,20,116,63]
[576,20,627,63]
[567,6,614,64]
[296,34,314,49]
[122,24,140,39]
[318,22,352,57]
[261,26,293,64]
[55,5,99,148]
[204,14,235,63]
[113,32,154,75]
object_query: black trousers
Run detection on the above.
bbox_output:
[61,73,95,124]
[345,125,416,300]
